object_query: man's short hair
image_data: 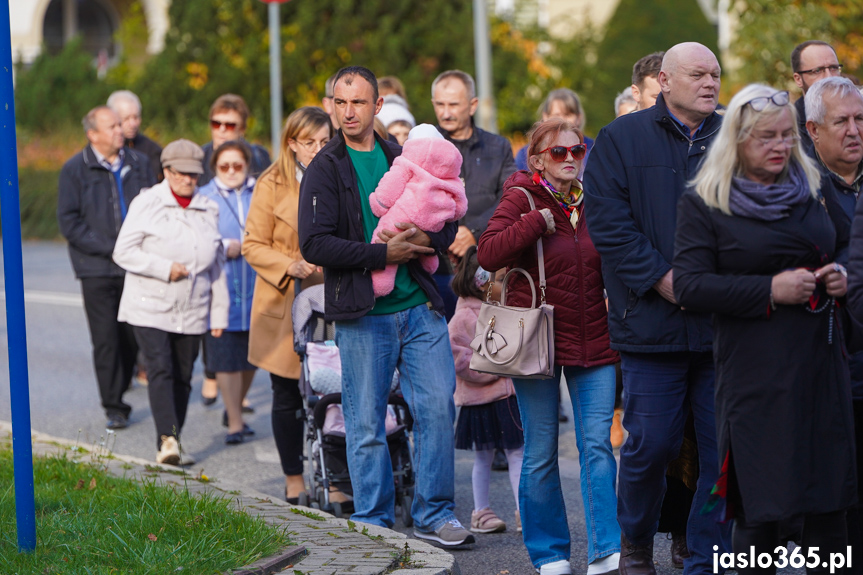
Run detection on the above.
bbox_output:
[208,94,250,129]
[632,52,665,87]
[333,66,379,102]
[82,106,112,133]
[324,74,337,99]
[805,76,863,125]
[431,70,477,100]
[614,87,636,115]
[107,90,142,115]
[791,40,835,73]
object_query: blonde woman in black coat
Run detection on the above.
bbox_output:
[673,84,853,575]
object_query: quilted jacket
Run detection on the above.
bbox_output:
[477,170,618,367]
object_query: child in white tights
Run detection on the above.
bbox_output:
[448,246,525,533]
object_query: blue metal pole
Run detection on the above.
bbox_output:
[0,0,37,553]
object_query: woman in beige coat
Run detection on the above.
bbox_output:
[242,107,331,503]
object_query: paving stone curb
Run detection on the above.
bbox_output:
[0,422,461,575]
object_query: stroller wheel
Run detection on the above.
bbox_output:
[297,492,309,507]
[332,501,343,518]
[401,495,413,527]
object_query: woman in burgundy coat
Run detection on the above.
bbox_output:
[477,119,620,575]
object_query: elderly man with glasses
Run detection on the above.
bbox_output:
[806,76,863,570]
[791,41,844,151]
[199,93,271,186]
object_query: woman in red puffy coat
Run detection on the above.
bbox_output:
[477,119,620,575]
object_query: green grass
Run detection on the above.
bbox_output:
[0,447,290,574]
[18,168,61,239]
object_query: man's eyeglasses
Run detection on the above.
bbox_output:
[796,64,843,76]
[538,144,587,162]
[744,91,790,112]
[217,162,246,174]
[167,167,200,180]
[210,119,238,131]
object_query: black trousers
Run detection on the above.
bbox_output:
[733,510,847,575]
[133,326,200,449]
[271,374,304,476]
[81,276,138,418]
[846,399,863,575]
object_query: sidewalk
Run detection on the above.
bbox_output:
[0,421,461,575]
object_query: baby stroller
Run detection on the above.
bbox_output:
[291,284,416,524]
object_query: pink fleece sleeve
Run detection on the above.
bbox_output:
[369,159,411,218]
[448,304,499,384]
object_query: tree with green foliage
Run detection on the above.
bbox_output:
[105,0,153,88]
[14,38,113,134]
[277,0,476,125]
[132,0,271,142]
[131,0,549,140]
[582,0,720,133]
[730,0,863,95]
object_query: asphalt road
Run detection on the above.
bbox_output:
[0,240,800,575]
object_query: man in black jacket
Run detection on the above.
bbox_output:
[298,66,472,547]
[791,41,843,152]
[432,70,516,254]
[57,106,156,430]
[805,76,861,260]
[431,70,516,318]
[107,90,163,183]
[806,76,863,568]
[583,43,731,575]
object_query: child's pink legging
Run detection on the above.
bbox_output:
[472,447,524,511]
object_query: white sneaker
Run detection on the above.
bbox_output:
[156,435,180,465]
[536,559,572,575]
[514,509,522,533]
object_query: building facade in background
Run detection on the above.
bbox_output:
[10,0,169,68]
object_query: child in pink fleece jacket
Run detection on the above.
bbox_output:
[369,124,467,297]
[448,246,524,534]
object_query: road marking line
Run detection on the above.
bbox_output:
[0,290,83,307]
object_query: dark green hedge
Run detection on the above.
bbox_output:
[0,169,62,240]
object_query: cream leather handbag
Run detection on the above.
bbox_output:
[469,189,555,379]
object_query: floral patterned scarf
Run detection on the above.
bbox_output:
[532,171,583,228]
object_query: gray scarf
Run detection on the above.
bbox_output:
[729,161,811,221]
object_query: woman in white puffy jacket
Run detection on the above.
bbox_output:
[113,139,229,465]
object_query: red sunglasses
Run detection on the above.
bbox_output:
[217,162,246,174]
[539,144,587,162]
[210,119,238,131]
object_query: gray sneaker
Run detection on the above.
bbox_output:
[178,452,196,466]
[414,519,476,547]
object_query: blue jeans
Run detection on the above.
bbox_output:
[336,303,457,531]
[514,364,621,569]
[617,351,732,575]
